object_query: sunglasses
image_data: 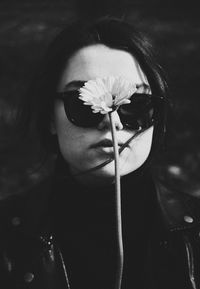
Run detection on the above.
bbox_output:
[55,90,163,130]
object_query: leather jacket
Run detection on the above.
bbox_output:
[0,176,200,289]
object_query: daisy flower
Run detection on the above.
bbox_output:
[79,76,138,289]
[79,76,137,114]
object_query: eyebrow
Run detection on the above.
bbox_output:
[64,80,150,91]
[64,80,86,91]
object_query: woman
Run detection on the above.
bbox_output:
[1,16,200,289]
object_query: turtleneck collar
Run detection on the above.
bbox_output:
[52,152,155,215]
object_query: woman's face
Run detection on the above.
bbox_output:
[52,44,154,185]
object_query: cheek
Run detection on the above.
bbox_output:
[53,104,95,169]
[56,120,86,156]
[53,104,83,155]
[132,126,153,159]
[56,123,89,170]
[120,126,154,173]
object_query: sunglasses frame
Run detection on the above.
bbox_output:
[55,90,164,130]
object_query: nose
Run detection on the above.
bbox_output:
[97,111,123,131]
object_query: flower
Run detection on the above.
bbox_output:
[79,76,137,114]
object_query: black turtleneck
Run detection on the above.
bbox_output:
[52,157,157,289]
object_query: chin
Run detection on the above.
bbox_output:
[92,160,137,179]
[92,164,115,178]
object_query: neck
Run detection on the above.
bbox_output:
[71,170,116,188]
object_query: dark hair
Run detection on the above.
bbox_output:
[20,16,169,166]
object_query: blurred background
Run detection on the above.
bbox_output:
[0,0,200,199]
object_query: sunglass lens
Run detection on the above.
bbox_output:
[119,93,154,130]
[63,91,103,128]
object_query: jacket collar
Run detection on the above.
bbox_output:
[155,180,200,232]
[26,173,200,234]
[2,174,200,236]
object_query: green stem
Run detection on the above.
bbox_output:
[109,112,124,289]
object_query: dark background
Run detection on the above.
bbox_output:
[0,0,200,199]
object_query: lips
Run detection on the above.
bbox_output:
[91,139,123,149]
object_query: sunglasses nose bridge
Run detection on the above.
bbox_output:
[97,111,123,131]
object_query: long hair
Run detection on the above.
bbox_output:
[19,16,169,167]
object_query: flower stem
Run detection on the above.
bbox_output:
[109,112,124,289]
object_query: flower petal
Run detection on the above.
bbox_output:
[78,76,138,114]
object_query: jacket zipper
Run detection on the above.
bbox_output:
[58,248,71,289]
[184,235,197,289]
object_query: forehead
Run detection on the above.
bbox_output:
[58,44,149,91]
